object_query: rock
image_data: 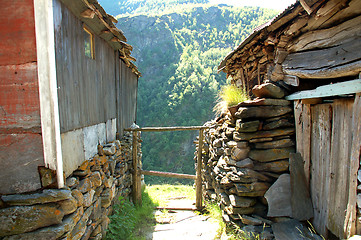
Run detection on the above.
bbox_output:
[89,172,102,188]
[234,128,295,141]
[219,192,231,206]
[107,160,116,175]
[224,148,232,155]
[263,118,294,130]
[220,177,234,188]
[252,83,287,99]
[66,177,79,188]
[264,174,292,217]
[251,214,274,225]
[229,195,256,207]
[272,219,323,240]
[250,137,274,143]
[2,189,72,206]
[238,98,291,106]
[254,138,294,149]
[228,169,271,183]
[290,153,314,221]
[78,160,90,171]
[83,189,95,207]
[0,204,65,237]
[235,106,292,119]
[227,141,248,149]
[70,206,93,240]
[249,148,294,162]
[254,160,289,173]
[2,207,83,240]
[231,147,250,161]
[73,169,91,177]
[232,158,254,169]
[38,167,57,188]
[225,128,235,138]
[224,205,254,215]
[91,233,102,240]
[234,182,270,197]
[71,189,84,207]
[58,197,78,215]
[213,139,223,147]
[103,145,116,156]
[78,178,93,193]
[236,120,260,132]
[103,176,114,188]
[101,187,115,208]
[240,215,264,225]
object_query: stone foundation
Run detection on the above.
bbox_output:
[199,83,296,238]
[0,132,140,240]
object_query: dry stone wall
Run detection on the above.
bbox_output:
[0,132,140,240]
[200,82,296,238]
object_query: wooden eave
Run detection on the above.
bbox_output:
[59,0,141,77]
[218,0,361,82]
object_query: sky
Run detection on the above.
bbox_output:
[208,0,297,10]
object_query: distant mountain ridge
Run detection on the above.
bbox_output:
[99,0,278,183]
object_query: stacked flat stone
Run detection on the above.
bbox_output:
[200,82,295,238]
[0,132,140,240]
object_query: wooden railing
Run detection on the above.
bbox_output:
[125,126,208,210]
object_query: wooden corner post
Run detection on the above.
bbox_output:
[196,129,204,210]
[132,131,142,206]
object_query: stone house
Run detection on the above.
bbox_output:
[209,0,361,238]
[0,0,140,238]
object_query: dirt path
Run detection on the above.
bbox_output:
[146,199,220,240]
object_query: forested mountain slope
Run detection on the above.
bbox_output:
[99,0,279,183]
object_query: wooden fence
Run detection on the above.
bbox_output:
[125,126,209,211]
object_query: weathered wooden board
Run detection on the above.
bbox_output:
[283,37,361,79]
[345,93,361,237]
[294,101,311,186]
[290,153,313,221]
[118,60,138,135]
[310,103,332,238]
[327,99,354,239]
[289,15,361,52]
[0,134,44,194]
[0,0,37,65]
[286,79,361,100]
[55,1,119,133]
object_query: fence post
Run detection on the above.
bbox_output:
[132,131,142,206]
[196,129,204,210]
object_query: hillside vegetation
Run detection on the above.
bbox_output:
[99,0,279,183]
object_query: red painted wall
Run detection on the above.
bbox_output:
[0,0,44,194]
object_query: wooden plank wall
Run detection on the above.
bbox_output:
[294,97,359,239]
[117,60,138,136]
[54,1,117,133]
[310,104,332,237]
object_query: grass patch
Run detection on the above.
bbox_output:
[214,84,249,115]
[106,189,157,240]
[204,201,262,240]
[147,184,195,206]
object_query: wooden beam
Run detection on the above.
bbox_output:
[283,37,361,79]
[196,129,204,211]
[344,93,361,237]
[34,0,64,188]
[286,79,361,100]
[141,170,196,180]
[80,9,95,19]
[132,131,142,206]
[125,126,209,132]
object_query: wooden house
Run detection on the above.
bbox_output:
[218,0,361,238]
[0,0,140,195]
